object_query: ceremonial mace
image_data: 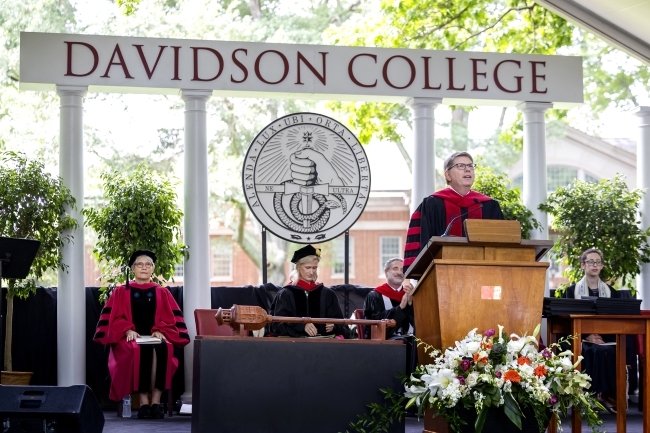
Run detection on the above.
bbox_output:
[215,305,397,340]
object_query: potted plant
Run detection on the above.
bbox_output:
[540,174,650,293]
[473,165,541,239]
[0,152,77,384]
[82,165,186,302]
[346,325,603,433]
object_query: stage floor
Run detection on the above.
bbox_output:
[101,409,642,433]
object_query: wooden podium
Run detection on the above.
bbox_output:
[405,220,553,362]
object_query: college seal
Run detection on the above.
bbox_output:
[242,113,371,243]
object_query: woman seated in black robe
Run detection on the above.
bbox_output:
[269,245,350,338]
[563,248,632,414]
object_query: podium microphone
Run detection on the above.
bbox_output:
[440,198,483,237]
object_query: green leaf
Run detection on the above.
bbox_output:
[503,393,524,430]
[503,405,523,430]
[81,165,186,300]
[541,174,650,292]
[474,406,488,433]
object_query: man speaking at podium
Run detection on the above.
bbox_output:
[403,151,504,272]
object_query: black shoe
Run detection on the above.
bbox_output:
[150,404,164,419]
[137,404,151,419]
[598,394,617,415]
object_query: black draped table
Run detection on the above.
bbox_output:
[192,336,406,433]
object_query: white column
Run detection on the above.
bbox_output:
[517,102,552,240]
[180,89,212,403]
[634,106,650,309]
[56,85,87,385]
[406,97,442,213]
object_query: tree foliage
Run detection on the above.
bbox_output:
[539,175,650,290]
[325,0,575,158]
[0,151,77,371]
[325,0,650,163]
[0,0,76,164]
[116,0,140,16]
[88,0,362,285]
[0,151,78,297]
[472,165,540,239]
[83,165,186,301]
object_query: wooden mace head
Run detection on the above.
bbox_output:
[215,305,270,331]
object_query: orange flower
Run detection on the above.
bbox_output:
[473,353,489,364]
[517,356,531,366]
[503,370,521,383]
[534,365,548,377]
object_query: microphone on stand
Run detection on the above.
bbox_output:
[440,198,483,237]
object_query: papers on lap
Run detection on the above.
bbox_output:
[136,335,162,344]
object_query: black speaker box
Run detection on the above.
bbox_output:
[0,384,104,433]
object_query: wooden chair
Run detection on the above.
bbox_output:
[165,308,235,417]
[194,309,236,337]
[353,309,366,339]
[637,310,650,410]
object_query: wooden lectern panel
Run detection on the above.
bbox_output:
[413,260,548,362]
[409,221,550,433]
[436,245,484,260]
[464,219,521,243]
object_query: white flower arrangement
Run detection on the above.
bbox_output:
[403,324,604,433]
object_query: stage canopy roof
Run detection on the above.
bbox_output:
[536,0,650,67]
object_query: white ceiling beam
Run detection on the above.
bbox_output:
[536,0,650,67]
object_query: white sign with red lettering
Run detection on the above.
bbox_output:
[20,32,583,107]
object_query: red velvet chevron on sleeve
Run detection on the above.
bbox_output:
[403,205,423,270]
[93,286,135,346]
[152,287,191,348]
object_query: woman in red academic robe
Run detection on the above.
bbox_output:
[403,151,504,272]
[93,250,190,419]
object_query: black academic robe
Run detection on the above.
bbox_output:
[403,196,503,272]
[363,290,414,339]
[269,284,350,338]
[563,283,633,395]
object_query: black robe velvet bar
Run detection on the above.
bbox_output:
[404,196,504,272]
[362,291,414,340]
[269,284,350,338]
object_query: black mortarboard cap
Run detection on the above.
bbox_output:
[290,245,321,264]
[128,249,157,267]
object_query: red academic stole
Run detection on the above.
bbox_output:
[432,189,492,237]
[374,283,405,302]
[296,279,319,291]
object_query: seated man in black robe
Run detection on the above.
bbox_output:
[363,258,414,339]
[404,151,504,272]
[363,257,416,373]
[269,245,350,339]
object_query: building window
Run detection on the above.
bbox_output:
[379,236,402,275]
[332,236,354,278]
[174,263,184,277]
[211,237,233,280]
[513,166,592,193]
[547,166,578,192]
